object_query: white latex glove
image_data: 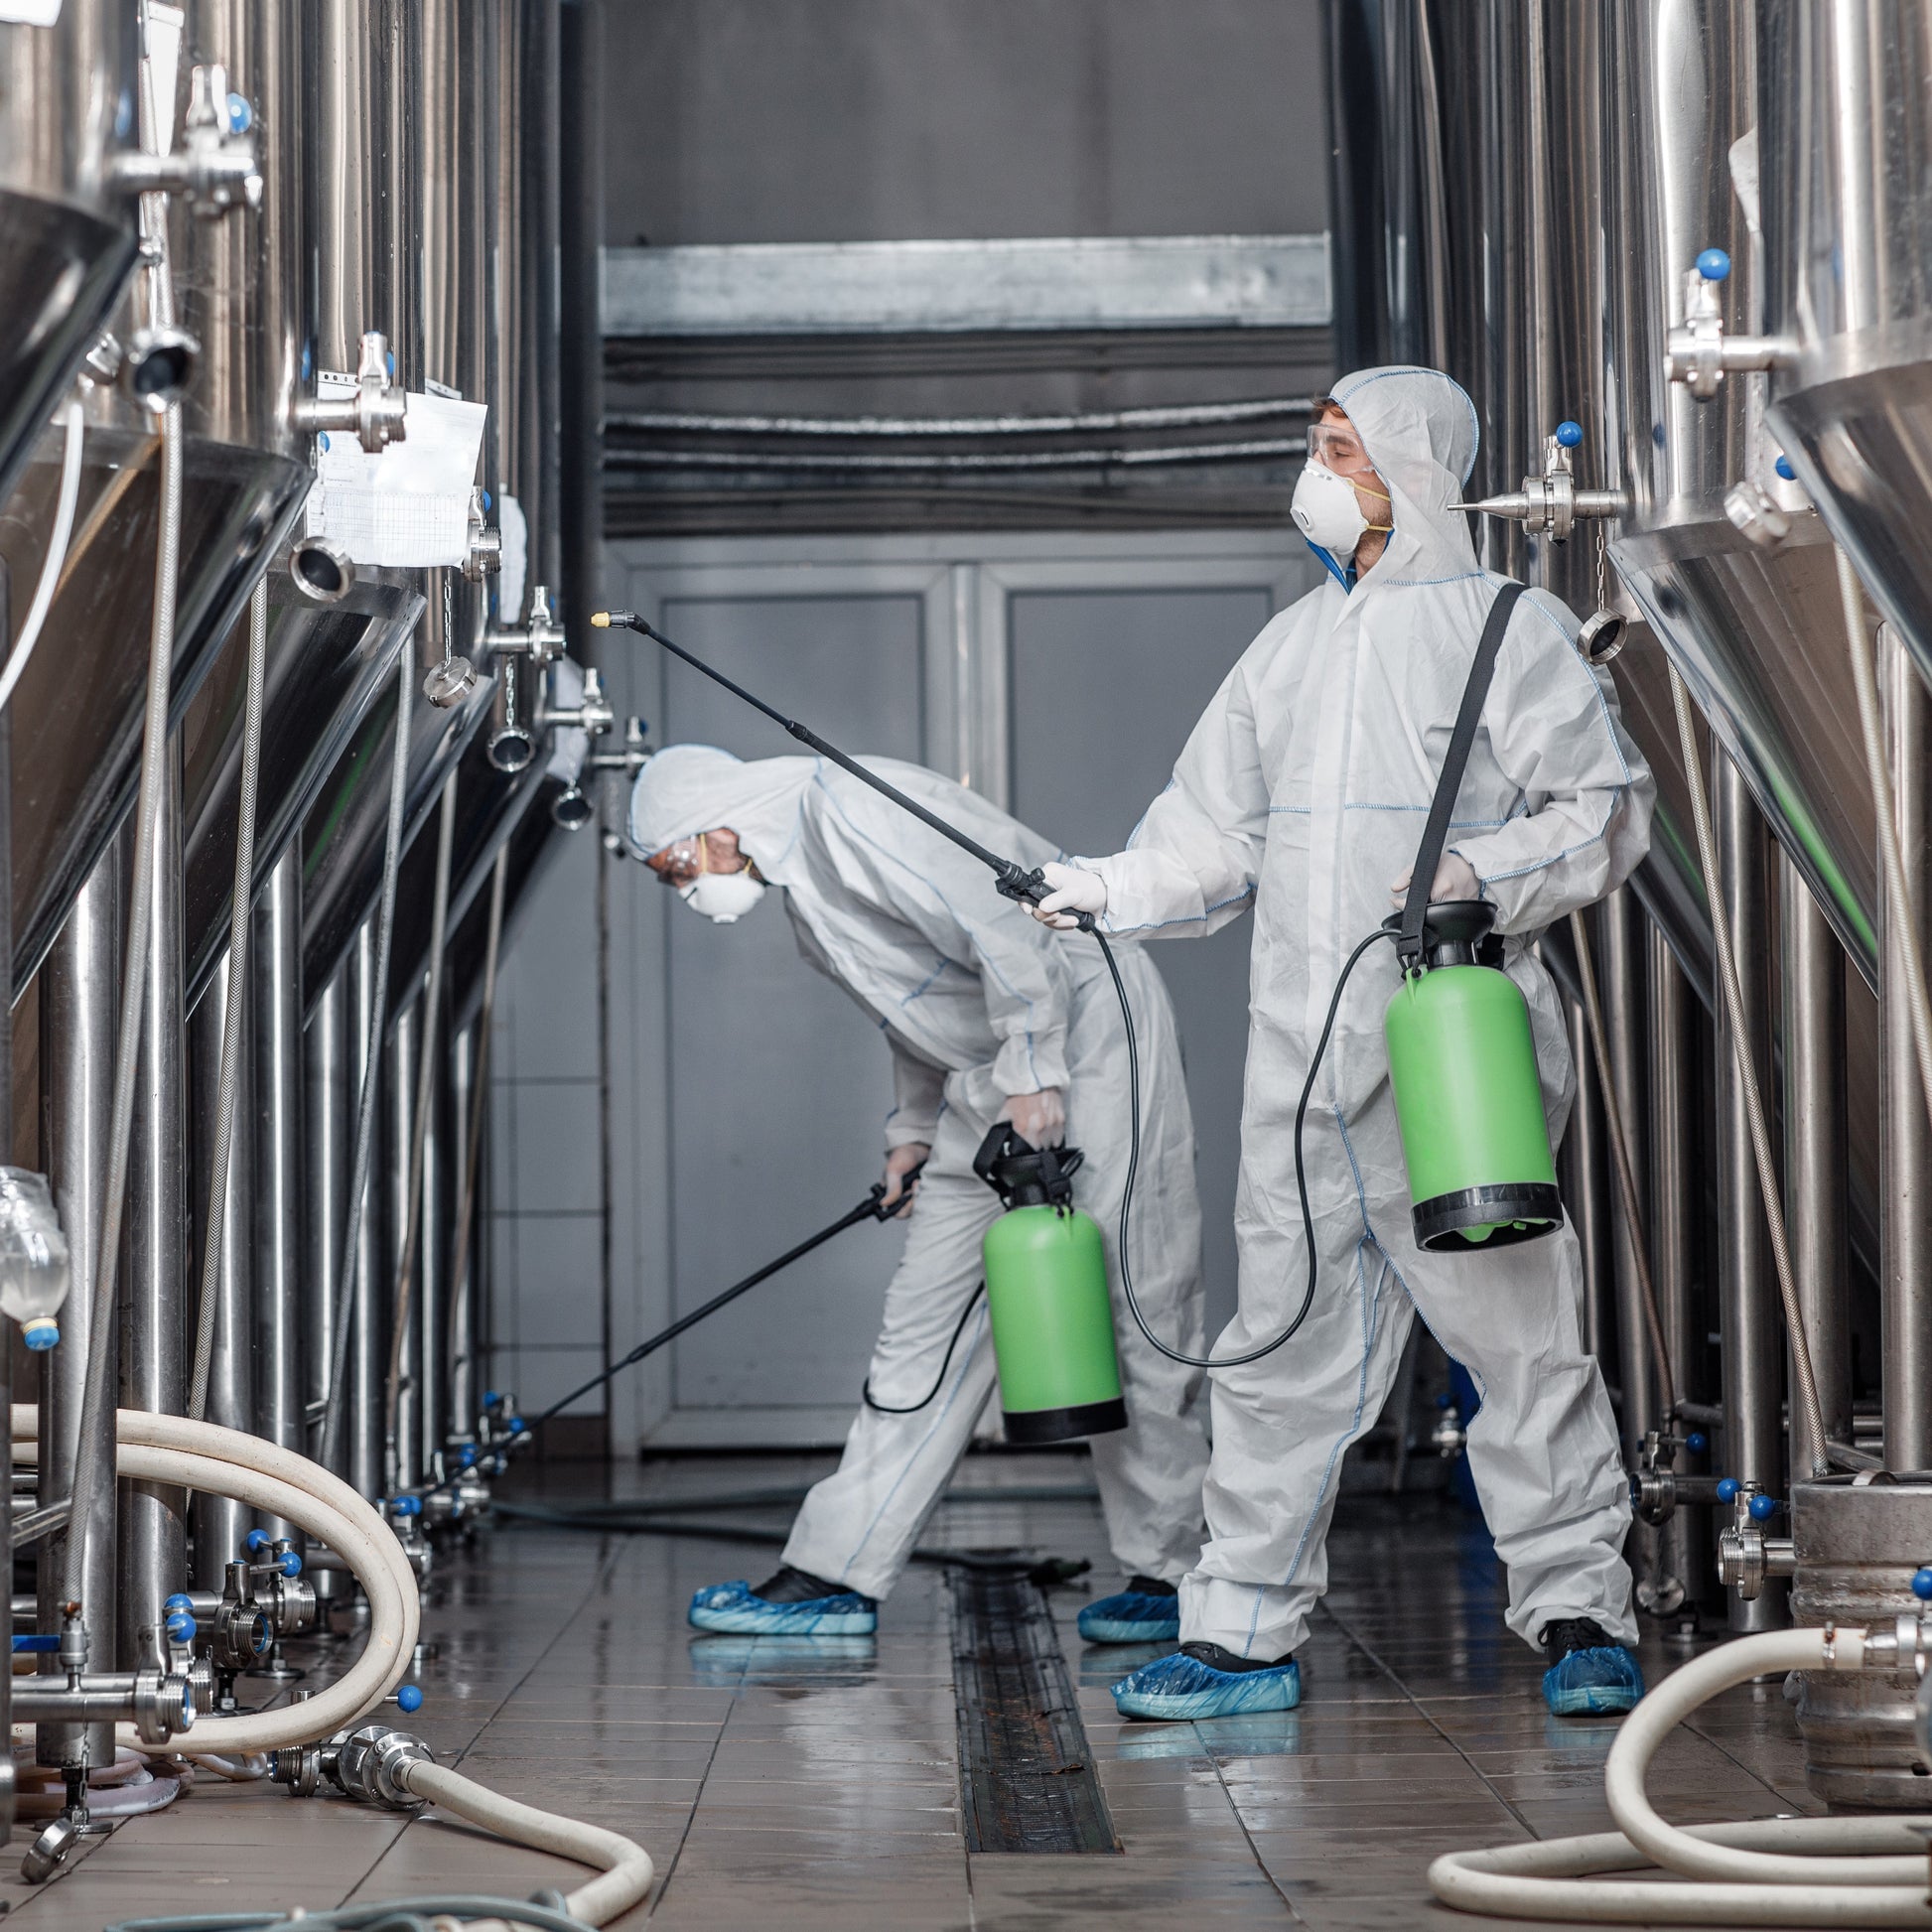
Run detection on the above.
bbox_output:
[1389,852,1481,907]
[1001,1088,1067,1147]
[880,1142,930,1220]
[1030,862,1107,931]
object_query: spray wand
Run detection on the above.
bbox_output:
[590,608,1326,1371]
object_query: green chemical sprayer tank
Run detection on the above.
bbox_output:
[1383,901,1562,1250]
[974,1122,1128,1444]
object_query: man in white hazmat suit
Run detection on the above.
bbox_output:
[1032,365,1656,1722]
[626,746,1211,1642]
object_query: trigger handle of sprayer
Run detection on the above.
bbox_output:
[995,861,1096,931]
[869,1160,928,1219]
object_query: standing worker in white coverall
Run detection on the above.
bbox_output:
[626,747,1211,1643]
[1031,366,1657,1722]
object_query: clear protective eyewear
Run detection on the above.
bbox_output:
[650,835,713,887]
[1307,422,1378,477]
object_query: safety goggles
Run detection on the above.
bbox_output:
[1307,422,1378,477]
[650,835,720,886]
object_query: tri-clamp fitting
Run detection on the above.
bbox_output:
[1665,248,1800,401]
[1715,1477,1794,1600]
[1454,421,1627,542]
[12,1609,196,1748]
[464,486,503,582]
[1628,1427,1720,1526]
[483,586,569,772]
[272,1722,435,1811]
[292,330,409,455]
[112,65,262,217]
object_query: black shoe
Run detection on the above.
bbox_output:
[1179,1639,1295,1675]
[1125,1575,1178,1597]
[751,1564,852,1604]
[1540,1616,1615,1662]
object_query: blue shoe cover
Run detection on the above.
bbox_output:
[1078,1589,1182,1645]
[1112,1649,1301,1721]
[687,1579,878,1636]
[1543,1644,1645,1716]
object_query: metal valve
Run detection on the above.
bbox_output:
[464,487,503,582]
[113,65,263,218]
[1454,420,1628,543]
[483,586,569,772]
[292,330,408,455]
[1715,1477,1794,1600]
[1665,248,1800,400]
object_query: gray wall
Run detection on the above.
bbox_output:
[602,0,1329,246]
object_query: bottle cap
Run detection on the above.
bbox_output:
[22,1317,58,1351]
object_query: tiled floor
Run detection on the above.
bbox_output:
[0,1453,1823,1929]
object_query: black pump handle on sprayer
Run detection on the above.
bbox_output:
[419,1167,922,1498]
[591,608,1322,1371]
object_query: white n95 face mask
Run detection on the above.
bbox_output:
[1291,460,1370,553]
[679,868,766,923]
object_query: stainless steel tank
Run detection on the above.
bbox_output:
[1757,1,1932,682]
[1790,1476,1932,1809]
[0,0,142,515]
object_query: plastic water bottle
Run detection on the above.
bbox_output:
[0,1170,70,1350]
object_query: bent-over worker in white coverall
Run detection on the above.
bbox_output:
[1031,365,1657,1722]
[626,747,1211,1643]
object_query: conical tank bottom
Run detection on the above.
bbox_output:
[0,189,137,518]
[300,655,497,1006]
[1774,345,1932,694]
[1611,514,1878,989]
[0,426,311,988]
[180,564,424,1008]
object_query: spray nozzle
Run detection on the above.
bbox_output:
[974,1122,1085,1209]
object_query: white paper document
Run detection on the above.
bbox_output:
[306,383,487,570]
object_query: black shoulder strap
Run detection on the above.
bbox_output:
[1396,581,1527,969]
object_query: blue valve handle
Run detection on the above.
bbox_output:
[391,1684,425,1714]
[1697,247,1731,282]
[1555,420,1583,449]
[165,1610,198,1641]
[280,1551,303,1578]
[1716,1477,1741,1503]
[385,1495,423,1518]
[1686,1431,1708,1454]
[1747,1492,1781,1522]
[12,1634,59,1653]
[1775,455,1796,481]
[1913,1568,1932,1602]
[245,1529,271,1556]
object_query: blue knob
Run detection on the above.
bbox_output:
[1913,1568,1932,1601]
[245,1529,271,1556]
[508,1416,527,1435]
[165,1609,197,1642]
[1697,247,1731,282]
[484,1391,500,1408]
[1556,420,1583,449]
[1687,1431,1708,1454]
[280,1551,303,1578]
[227,92,251,134]
[12,1634,59,1653]
[458,1446,478,1469]
[1748,1492,1780,1522]
[481,490,492,512]
[395,1684,424,1714]
[1717,1477,1741,1503]
[164,1593,195,1614]
[1775,455,1796,481]
[388,1495,422,1518]
[385,348,396,377]
[301,343,313,382]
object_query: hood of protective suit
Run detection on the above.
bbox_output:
[629,743,818,878]
[1314,365,1481,585]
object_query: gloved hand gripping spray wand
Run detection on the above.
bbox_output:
[591,609,1337,1383]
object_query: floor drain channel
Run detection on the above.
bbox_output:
[948,1566,1120,1854]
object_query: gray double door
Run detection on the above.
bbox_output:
[608,533,1314,1447]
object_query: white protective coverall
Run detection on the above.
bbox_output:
[628,748,1210,1600]
[1075,366,1654,1661]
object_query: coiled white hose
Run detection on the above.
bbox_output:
[400,1762,656,1928]
[1431,1626,1932,1923]
[0,398,85,716]
[12,1406,417,1752]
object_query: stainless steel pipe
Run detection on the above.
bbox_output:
[40,855,120,1770]
[1601,889,1654,1451]
[347,922,384,1500]
[1880,622,1932,1472]
[1716,751,1785,1629]
[1782,853,1852,1484]
[253,848,303,1539]
[1562,995,1613,1370]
